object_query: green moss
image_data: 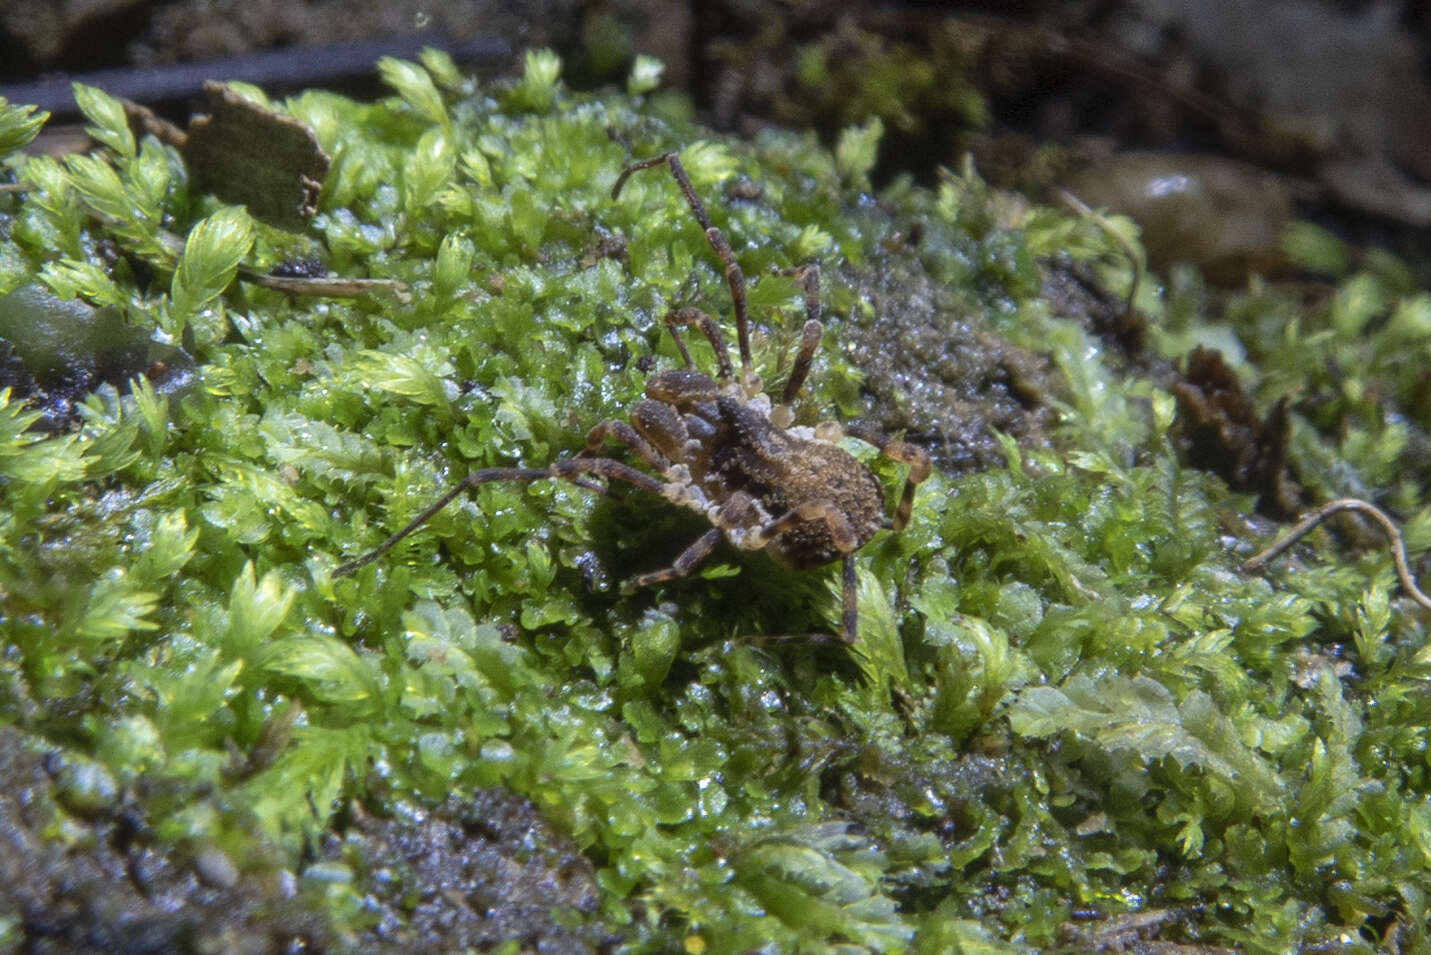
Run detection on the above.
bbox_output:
[1,50,1429,952]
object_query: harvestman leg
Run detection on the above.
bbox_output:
[622,527,723,591]
[750,500,863,645]
[771,266,823,408]
[664,306,734,383]
[335,458,681,578]
[579,419,671,472]
[742,426,929,644]
[843,424,932,532]
[613,153,756,388]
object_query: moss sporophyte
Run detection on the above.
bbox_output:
[3,44,1431,952]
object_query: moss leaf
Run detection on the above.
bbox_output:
[0,98,48,158]
[170,206,254,331]
[73,567,160,641]
[377,56,448,127]
[225,561,295,659]
[72,83,134,159]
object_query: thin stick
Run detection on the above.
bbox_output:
[1052,186,1143,326]
[1240,497,1431,612]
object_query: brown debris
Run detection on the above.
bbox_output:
[125,81,330,231]
[1170,346,1300,518]
[336,791,612,951]
[182,81,329,230]
[1059,905,1236,954]
[246,271,411,302]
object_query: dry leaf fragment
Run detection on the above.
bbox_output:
[182,82,330,231]
[125,82,329,232]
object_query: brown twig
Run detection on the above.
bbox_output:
[244,270,410,303]
[1051,186,1143,327]
[1241,497,1431,612]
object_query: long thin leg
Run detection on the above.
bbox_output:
[622,527,722,591]
[839,554,858,646]
[745,501,860,644]
[613,152,754,385]
[334,457,672,578]
[782,318,822,408]
[665,307,734,382]
[548,456,667,492]
[842,424,932,532]
[771,266,823,406]
[579,419,670,471]
[739,551,860,648]
[334,467,546,577]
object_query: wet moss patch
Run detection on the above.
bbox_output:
[1,48,1429,951]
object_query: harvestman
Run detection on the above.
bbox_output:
[336,152,931,644]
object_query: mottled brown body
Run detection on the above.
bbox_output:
[336,152,930,644]
[623,369,891,570]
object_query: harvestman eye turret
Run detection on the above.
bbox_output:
[336,152,930,645]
